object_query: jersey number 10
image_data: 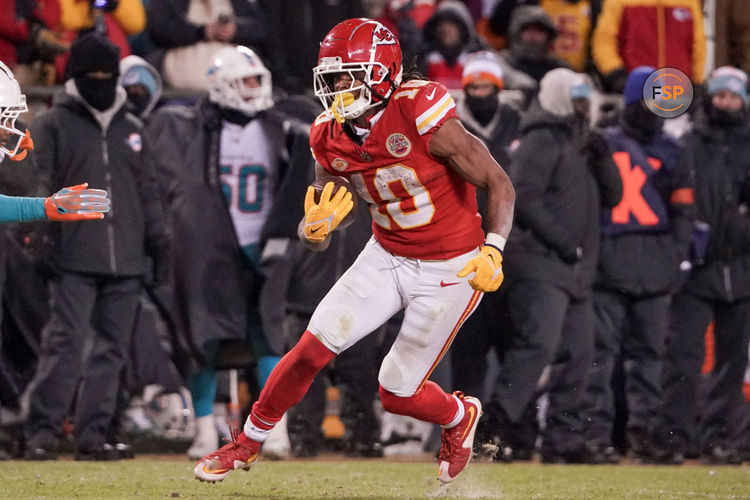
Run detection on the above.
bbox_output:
[350,164,435,230]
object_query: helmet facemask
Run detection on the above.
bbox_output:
[208,46,273,116]
[313,57,401,122]
[0,95,27,157]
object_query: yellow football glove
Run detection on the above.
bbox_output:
[304,181,354,243]
[457,244,504,292]
[331,92,355,124]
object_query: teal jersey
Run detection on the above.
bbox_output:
[0,195,46,223]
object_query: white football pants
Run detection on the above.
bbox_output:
[307,237,483,397]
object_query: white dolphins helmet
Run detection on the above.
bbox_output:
[207,46,273,115]
[0,61,28,156]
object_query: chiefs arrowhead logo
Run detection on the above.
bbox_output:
[373,25,396,46]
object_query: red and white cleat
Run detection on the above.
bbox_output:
[437,392,482,483]
[193,427,260,483]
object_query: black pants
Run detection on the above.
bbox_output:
[285,312,380,453]
[450,290,511,398]
[661,292,750,451]
[583,290,670,448]
[25,273,141,451]
[491,280,594,454]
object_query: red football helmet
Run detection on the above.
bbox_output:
[313,18,403,121]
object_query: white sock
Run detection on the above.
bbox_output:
[243,414,274,442]
[441,395,465,429]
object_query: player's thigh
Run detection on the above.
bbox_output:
[379,275,482,397]
[307,239,403,354]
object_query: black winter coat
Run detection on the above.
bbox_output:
[146,100,313,364]
[682,114,750,301]
[32,90,165,277]
[504,106,620,298]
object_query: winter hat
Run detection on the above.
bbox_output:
[461,51,504,90]
[707,66,748,103]
[623,66,655,105]
[122,65,157,96]
[538,68,592,117]
[67,33,120,78]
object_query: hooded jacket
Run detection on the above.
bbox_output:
[504,69,618,297]
[119,55,163,119]
[145,99,313,365]
[31,81,166,276]
[420,1,485,89]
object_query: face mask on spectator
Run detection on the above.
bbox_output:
[76,74,118,111]
[68,33,120,111]
[465,93,499,125]
[623,102,664,138]
[125,85,151,117]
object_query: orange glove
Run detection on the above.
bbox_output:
[303,181,354,243]
[457,238,505,293]
[44,183,111,221]
[9,130,34,162]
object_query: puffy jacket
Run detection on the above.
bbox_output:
[592,0,705,82]
[32,82,165,276]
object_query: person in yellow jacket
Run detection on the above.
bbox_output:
[58,0,145,36]
[592,0,705,92]
[540,0,593,72]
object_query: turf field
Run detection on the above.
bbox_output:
[0,457,748,499]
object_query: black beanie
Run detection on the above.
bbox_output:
[68,33,120,78]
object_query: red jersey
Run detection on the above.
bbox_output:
[310,80,484,260]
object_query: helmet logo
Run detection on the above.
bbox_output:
[373,25,396,46]
[386,133,411,158]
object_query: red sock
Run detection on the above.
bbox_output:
[379,381,459,426]
[251,331,335,426]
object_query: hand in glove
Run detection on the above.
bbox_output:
[44,183,110,221]
[457,243,504,293]
[303,181,354,243]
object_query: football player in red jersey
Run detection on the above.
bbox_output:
[194,18,515,484]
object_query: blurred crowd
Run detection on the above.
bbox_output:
[0,0,749,467]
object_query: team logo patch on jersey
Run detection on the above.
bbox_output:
[331,157,349,171]
[386,133,411,158]
[125,133,142,152]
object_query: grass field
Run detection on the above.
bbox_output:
[1,457,749,499]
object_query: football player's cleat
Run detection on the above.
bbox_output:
[437,392,482,483]
[193,427,260,483]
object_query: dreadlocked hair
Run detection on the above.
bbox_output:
[401,57,424,82]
